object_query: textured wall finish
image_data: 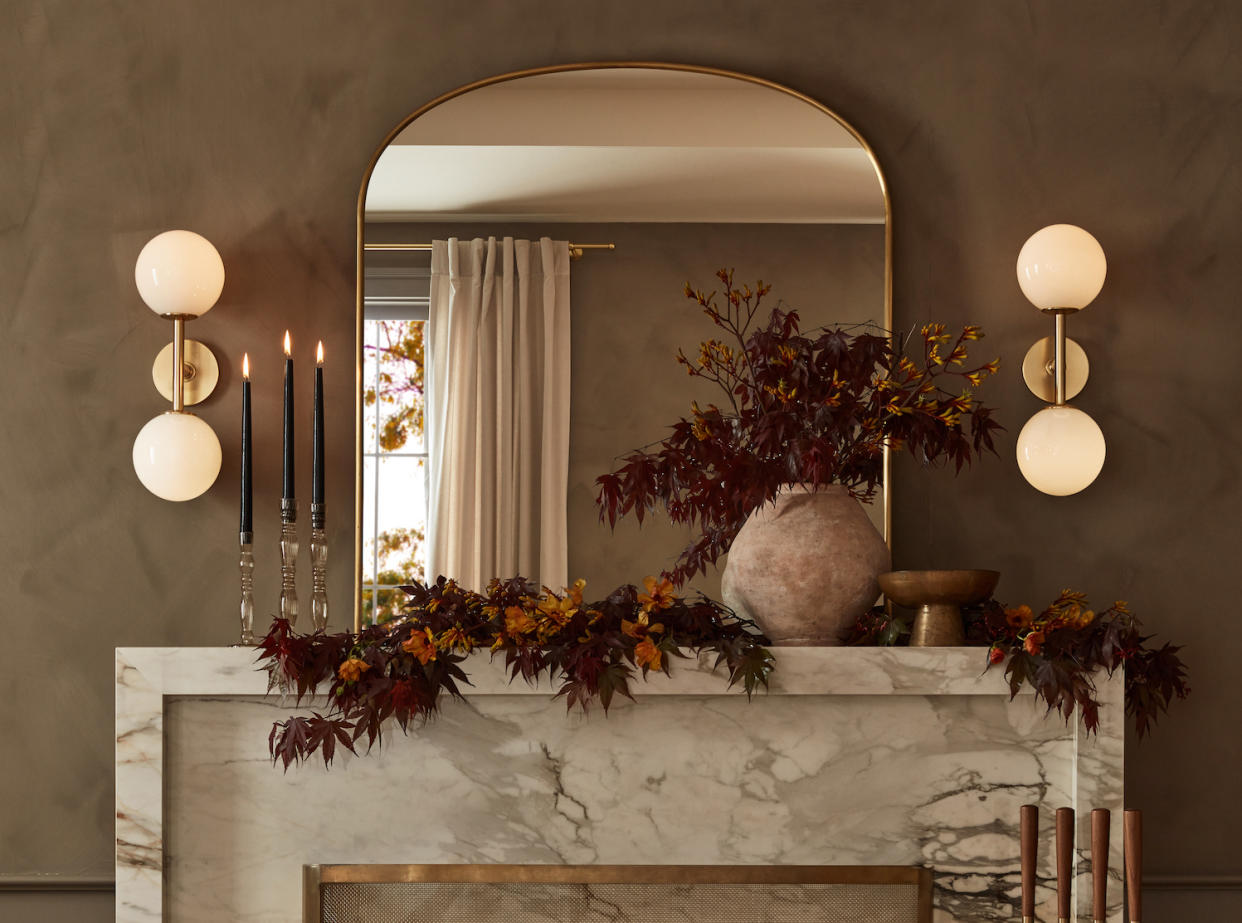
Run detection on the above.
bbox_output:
[1,1,1239,920]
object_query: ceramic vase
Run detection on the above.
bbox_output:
[721,484,889,645]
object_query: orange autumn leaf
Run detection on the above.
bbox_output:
[505,605,537,637]
[437,625,473,653]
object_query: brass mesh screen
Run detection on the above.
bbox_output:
[318,880,924,923]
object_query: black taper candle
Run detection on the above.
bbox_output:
[282,331,294,500]
[240,354,252,534]
[312,342,324,507]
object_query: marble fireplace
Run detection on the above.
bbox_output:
[115,646,1124,922]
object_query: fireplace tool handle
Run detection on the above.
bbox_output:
[1124,809,1142,923]
[1021,803,1038,923]
[1092,808,1111,923]
[1056,807,1074,923]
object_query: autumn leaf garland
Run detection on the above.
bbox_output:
[257,576,774,769]
[846,589,1190,738]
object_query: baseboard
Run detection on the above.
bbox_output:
[1147,874,1242,890]
[0,876,115,892]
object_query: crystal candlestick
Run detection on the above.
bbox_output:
[280,498,299,625]
[239,531,255,644]
[310,502,327,631]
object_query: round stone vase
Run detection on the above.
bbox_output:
[721,484,890,645]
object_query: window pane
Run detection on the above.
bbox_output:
[374,319,426,454]
[372,586,407,625]
[362,454,378,584]
[374,456,427,586]
[362,319,380,448]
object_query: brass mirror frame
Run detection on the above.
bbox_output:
[353,61,893,631]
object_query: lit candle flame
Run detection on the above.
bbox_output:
[316,340,324,364]
[242,353,250,379]
[283,330,292,356]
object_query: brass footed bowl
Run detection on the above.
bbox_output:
[877,569,1000,647]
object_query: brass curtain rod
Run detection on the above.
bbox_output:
[365,242,616,260]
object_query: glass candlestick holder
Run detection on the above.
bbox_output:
[239,530,255,644]
[280,498,299,625]
[310,502,327,632]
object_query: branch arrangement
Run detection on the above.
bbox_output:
[596,270,1001,585]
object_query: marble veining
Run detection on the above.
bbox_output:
[116,647,1123,922]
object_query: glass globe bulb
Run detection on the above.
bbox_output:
[133,412,222,501]
[1016,224,1106,311]
[1016,405,1106,496]
[134,230,225,317]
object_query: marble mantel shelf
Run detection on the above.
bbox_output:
[120,644,1037,698]
[116,645,1124,923]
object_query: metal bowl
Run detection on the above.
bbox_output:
[877,569,1000,646]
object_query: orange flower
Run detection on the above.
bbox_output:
[537,592,578,628]
[988,645,1006,665]
[1006,605,1034,629]
[401,628,437,665]
[337,657,370,683]
[1024,630,1046,656]
[634,636,662,671]
[505,605,537,637]
[637,576,676,613]
[622,610,665,639]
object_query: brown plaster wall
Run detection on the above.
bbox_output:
[2,1,1238,917]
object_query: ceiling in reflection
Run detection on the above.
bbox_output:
[365,69,884,224]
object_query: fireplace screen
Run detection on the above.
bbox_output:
[304,864,932,923]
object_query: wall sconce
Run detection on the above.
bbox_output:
[131,230,224,501]
[1014,224,1107,496]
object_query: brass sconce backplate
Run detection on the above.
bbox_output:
[1021,335,1088,403]
[153,338,219,406]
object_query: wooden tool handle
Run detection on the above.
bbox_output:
[1125,809,1142,922]
[1092,808,1111,921]
[1021,803,1039,918]
[1056,807,1075,920]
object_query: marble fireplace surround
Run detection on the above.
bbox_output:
[115,646,1124,922]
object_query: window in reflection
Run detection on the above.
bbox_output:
[362,275,429,625]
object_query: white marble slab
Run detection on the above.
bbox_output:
[116,646,1124,922]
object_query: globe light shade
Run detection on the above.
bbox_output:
[1016,405,1106,496]
[134,230,225,317]
[133,412,222,501]
[1016,224,1106,311]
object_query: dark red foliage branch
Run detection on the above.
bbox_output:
[845,590,1190,738]
[256,575,774,769]
[595,270,1002,585]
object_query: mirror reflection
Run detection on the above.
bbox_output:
[359,66,888,624]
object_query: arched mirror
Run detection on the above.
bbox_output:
[354,63,890,629]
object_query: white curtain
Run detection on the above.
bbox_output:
[426,237,571,592]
